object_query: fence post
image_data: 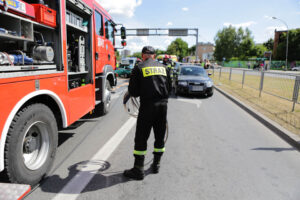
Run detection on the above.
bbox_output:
[219,67,222,80]
[292,76,300,112]
[259,71,265,97]
[242,70,246,88]
[229,67,232,80]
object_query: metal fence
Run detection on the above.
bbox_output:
[210,67,300,111]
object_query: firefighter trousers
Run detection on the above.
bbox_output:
[134,100,168,155]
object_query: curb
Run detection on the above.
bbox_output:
[214,86,300,151]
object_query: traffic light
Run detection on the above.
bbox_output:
[121,27,126,40]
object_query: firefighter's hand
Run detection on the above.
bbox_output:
[123,91,131,105]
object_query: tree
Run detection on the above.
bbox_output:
[275,29,300,61]
[130,52,142,59]
[214,26,257,61]
[254,44,268,58]
[166,38,189,61]
[155,49,166,55]
[263,38,274,51]
[188,45,196,56]
[115,50,121,61]
[214,26,238,61]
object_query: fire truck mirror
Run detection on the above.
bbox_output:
[121,27,126,40]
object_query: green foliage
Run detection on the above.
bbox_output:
[214,26,258,61]
[130,52,142,59]
[155,49,166,55]
[263,38,274,51]
[115,50,121,61]
[254,44,268,58]
[188,45,196,56]
[166,38,189,61]
[275,29,300,61]
[214,26,237,61]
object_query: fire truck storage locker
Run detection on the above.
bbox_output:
[0,0,63,77]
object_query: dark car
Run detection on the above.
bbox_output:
[174,65,214,97]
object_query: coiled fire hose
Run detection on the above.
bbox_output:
[123,91,169,165]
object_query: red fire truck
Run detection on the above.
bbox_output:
[0,0,126,186]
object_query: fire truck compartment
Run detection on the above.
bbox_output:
[0,0,63,78]
[66,0,93,90]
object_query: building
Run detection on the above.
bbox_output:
[273,29,288,58]
[196,42,215,61]
[121,50,131,58]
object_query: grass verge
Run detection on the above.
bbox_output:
[210,72,300,135]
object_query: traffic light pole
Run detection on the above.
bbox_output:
[117,28,199,60]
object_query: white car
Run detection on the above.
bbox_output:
[291,66,300,71]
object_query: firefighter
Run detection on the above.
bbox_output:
[123,46,172,180]
[162,55,170,66]
[163,55,174,81]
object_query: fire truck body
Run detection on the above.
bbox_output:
[0,0,124,185]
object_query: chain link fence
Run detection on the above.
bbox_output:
[210,67,300,111]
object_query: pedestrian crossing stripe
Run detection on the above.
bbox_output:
[142,67,167,77]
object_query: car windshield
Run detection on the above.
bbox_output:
[180,67,207,76]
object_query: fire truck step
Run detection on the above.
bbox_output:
[96,100,101,105]
[0,183,31,200]
[95,88,100,92]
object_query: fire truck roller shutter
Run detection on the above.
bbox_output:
[0,90,67,174]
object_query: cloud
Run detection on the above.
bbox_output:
[223,21,257,28]
[182,7,189,11]
[263,26,286,39]
[166,22,173,26]
[96,0,142,18]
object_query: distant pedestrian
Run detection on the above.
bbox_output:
[247,61,251,69]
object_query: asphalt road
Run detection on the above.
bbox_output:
[21,77,300,200]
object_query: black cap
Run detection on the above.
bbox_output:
[142,46,155,54]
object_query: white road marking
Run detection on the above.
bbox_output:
[52,117,136,200]
[177,98,202,109]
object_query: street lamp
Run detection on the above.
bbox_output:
[272,17,289,70]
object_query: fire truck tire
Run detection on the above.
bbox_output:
[97,80,112,115]
[4,103,58,185]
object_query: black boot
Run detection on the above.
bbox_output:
[123,155,145,180]
[151,153,162,174]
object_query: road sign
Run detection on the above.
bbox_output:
[168,29,188,36]
[137,29,149,36]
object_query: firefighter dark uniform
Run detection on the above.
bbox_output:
[123,46,171,180]
[163,56,173,81]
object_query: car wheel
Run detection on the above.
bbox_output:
[5,104,58,185]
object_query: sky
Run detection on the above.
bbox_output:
[97,0,300,53]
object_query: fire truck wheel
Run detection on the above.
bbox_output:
[5,104,58,185]
[97,80,112,115]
